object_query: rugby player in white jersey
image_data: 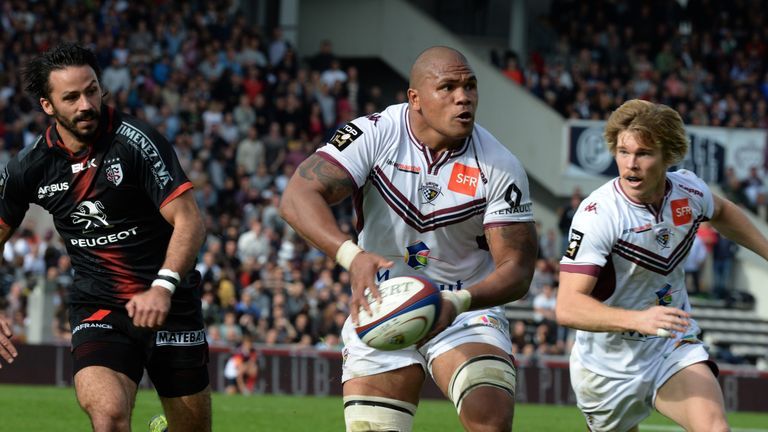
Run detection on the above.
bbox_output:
[557,99,768,432]
[280,46,537,431]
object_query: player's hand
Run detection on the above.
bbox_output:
[0,317,18,368]
[417,296,458,347]
[349,252,393,326]
[125,286,172,329]
[633,306,690,337]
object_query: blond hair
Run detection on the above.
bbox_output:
[604,99,688,165]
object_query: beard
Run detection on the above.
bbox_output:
[52,105,101,143]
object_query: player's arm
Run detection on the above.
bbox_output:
[279,153,393,324]
[126,190,205,328]
[556,271,689,335]
[425,222,537,340]
[467,222,538,308]
[709,193,768,260]
[279,153,357,255]
[157,190,206,276]
[0,224,18,367]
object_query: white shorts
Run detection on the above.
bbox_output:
[569,342,712,432]
[341,308,512,383]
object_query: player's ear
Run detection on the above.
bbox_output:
[40,97,54,116]
[408,88,420,110]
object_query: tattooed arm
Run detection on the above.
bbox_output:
[279,153,394,323]
[278,153,357,255]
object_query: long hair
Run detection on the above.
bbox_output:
[22,42,102,100]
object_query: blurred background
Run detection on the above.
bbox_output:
[1,0,768,411]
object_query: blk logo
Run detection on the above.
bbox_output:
[72,158,97,173]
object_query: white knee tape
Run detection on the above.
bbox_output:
[343,395,416,432]
[448,355,517,414]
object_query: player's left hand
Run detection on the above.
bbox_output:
[417,296,458,347]
[126,286,172,329]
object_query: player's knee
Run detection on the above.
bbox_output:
[458,387,514,432]
[687,414,729,432]
[343,395,416,432]
[448,354,517,416]
[85,407,131,432]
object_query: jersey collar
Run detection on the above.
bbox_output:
[404,105,472,173]
[613,177,673,211]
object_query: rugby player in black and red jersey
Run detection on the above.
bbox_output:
[0,43,210,432]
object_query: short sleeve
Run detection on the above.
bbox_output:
[560,199,616,268]
[0,162,30,228]
[676,169,715,219]
[133,123,192,208]
[484,151,535,225]
[316,114,389,188]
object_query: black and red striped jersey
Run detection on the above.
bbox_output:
[0,106,193,306]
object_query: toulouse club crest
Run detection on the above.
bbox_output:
[106,162,123,186]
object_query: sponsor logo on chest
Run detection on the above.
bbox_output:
[38,182,69,199]
[671,198,692,226]
[71,158,97,173]
[448,163,480,197]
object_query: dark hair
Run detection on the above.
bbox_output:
[22,42,102,100]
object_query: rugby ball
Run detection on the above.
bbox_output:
[355,276,441,351]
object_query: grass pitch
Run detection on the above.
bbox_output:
[0,384,766,431]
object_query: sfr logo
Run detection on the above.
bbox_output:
[671,198,692,225]
[448,163,480,197]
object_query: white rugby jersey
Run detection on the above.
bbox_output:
[318,103,534,297]
[560,169,714,378]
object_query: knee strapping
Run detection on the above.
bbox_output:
[448,355,517,414]
[343,395,416,432]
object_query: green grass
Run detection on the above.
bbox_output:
[0,384,766,431]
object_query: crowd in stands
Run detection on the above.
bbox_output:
[502,1,768,128]
[1,0,767,392]
[0,0,366,380]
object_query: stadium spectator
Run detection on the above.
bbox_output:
[320,58,348,88]
[2,43,211,431]
[712,230,739,304]
[510,320,534,356]
[532,283,557,325]
[310,39,337,73]
[501,51,525,86]
[683,235,708,296]
[529,257,556,299]
[557,188,582,255]
[719,166,749,208]
[218,309,244,346]
[268,27,290,67]
[279,46,536,431]
[237,219,270,265]
[557,99,768,432]
[740,166,766,214]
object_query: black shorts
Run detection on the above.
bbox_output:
[69,291,209,397]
